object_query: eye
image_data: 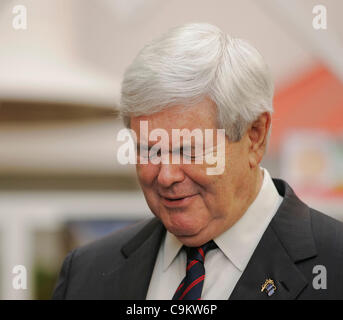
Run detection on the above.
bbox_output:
[150,149,161,158]
[148,145,163,159]
[137,145,150,158]
[183,153,196,159]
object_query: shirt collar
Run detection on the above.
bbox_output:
[214,168,283,271]
[163,231,184,271]
[163,168,283,272]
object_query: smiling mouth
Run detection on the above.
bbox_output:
[160,194,198,207]
[165,196,187,201]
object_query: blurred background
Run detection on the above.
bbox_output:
[0,0,342,299]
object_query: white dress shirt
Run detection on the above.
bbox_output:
[146,168,283,300]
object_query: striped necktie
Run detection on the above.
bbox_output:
[172,240,217,300]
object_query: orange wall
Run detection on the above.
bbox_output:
[271,65,343,152]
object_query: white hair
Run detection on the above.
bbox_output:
[119,23,274,141]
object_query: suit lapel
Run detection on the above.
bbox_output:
[229,225,309,299]
[230,179,317,300]
[100,218,165,299]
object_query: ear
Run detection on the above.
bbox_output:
[247,112,271,168]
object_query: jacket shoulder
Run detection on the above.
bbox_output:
[52,217,160,299]
[310,208,343,252]
[73,217,158,264]
[295,208,343,299]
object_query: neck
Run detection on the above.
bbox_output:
[230,166,264,229]
[248,166,264,209]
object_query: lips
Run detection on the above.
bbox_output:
[164,196,189,201]
[160,194,198,207]
[161,193,194,200]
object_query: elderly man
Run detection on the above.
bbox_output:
[53,23,343,300]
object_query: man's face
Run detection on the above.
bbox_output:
[131,97,255,247]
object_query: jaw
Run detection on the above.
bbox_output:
[160,207,205,237]
[164,211,230,247]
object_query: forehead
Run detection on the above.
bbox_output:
[130,97,218,134]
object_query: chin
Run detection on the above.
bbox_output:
[155,207,212,241]
[164,217,205,240]
[167,224,200,237]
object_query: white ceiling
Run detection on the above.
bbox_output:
[0,0,342,103]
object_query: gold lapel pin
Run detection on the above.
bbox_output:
[261,279,276,296]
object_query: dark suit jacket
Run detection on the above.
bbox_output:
[52,179,343,299]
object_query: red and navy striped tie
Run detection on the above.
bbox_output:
[172,240,217,300]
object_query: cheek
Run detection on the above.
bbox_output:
[136,164,161,212]
[181,164,211,186]
[182,161,234,216]
[182,164,223,199]
[136,163,159,186]
[182,165,224,212]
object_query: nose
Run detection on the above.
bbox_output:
[157,163,185,188]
